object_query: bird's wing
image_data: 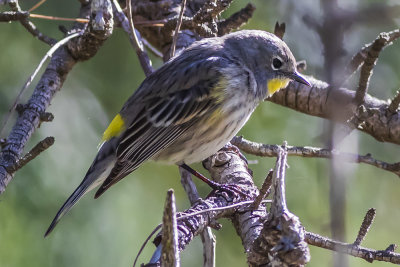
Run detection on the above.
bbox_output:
[94,56,230,198]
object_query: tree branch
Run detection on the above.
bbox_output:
[0,0,113,193]
[306,231,400,264]
[231,136,400,177]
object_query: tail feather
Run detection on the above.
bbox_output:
[44,179,91,237]
[45,139,118,237]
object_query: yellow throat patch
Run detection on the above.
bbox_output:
[267,78,290,96]
[101,113,126,143]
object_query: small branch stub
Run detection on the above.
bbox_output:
[274,21,286,40]
[6,136,55,174]
[161,189,180,267]
[252,169,273,210]
[253,145,310,266]
[354,208,376,246]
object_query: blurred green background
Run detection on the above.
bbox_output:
[1,0,400,266]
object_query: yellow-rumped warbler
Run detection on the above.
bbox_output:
[45,30,309,236]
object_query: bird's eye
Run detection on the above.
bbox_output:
[272,57,283,70]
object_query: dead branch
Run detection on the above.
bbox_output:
[269,74,400,145]
[231,136,400,177]
[217,3,255,36]
[251,145,310,266]
[353,208,376,247]
[6,136,54,173]
[354,32,394,105]
[0,10,28,21]
[7,0,56,45]
[161,189,180,267]
[120,0,153,76]
[170,0,186,58]
[0,0,113,193]
[179,167,216,266]
[306,232,400,264]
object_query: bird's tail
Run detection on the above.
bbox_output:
[45,140,117,237]
[44,178,93,237]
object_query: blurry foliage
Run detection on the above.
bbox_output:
[0,0,399,266]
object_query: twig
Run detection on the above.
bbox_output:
[28,0,47,12]
[344,29,400,80]
[39,112,54,122]
[253,145,310,266]
[170,0,186,59]
[252,169,273,210]
[29,13,89,23]
[126,0,153,76]
[8,0,56,45]
[193,0,233,23]
[133,19,167,26]
[353,208,376,246]
[113,0,153,76]
[231,136,400,177]
[0,31,82,137]
[6,136,54,173]
[217,3,255,36]
[179,167,216,267]
[161,189,180,267]
[388,90,400,113]
[145,199,269,266]
[354,32,392,105]
[270,145,287,215]
[142,38,163,58]
[305,231,400,264]
[0,0,113,193]
[269,75,400,145]
[0,11,28,21]
[273,21,285,40]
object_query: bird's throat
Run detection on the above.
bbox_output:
[267,78,290,96]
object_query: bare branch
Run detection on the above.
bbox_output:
[0,31,82,137]
[6,136,54,173]
[305,231,400,264]
[217,3,255,36]
[161,189,180,267]
[193,0,233,23]
[273,21,285,40]
[231,136,400,177]
[0,10,28,21]
[0,0,114,194]
[252,145,310,266]
[179,166,217,266]
[344,29,400,81]
[8,0,56,45]
[354,32,394,105]
[120,0,153,76]
[353,208,376,247]
[170,0,186,59]
[28,0,47,12]
[252,169,273,210]
[268,75,400,145]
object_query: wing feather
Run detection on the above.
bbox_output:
[94,55,231,197]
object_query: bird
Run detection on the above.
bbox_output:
[45,29,310,236]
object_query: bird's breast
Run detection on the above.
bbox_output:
[154,104,255,165]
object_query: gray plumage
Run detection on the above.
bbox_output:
[45,30,309,236]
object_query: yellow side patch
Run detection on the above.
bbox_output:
[101,113,126,142]
[267,78,290,96]
[210,77,228,104]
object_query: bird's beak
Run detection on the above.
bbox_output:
[287,71,311,86]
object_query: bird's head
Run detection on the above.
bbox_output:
[224,30,310,98]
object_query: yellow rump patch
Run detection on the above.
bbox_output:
[267,78,290,96]
[101,113,126,143]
